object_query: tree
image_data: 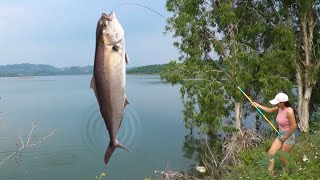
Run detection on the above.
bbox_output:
[265,0,320,132]
[291,1,320,132]
[162,0,296,135]
[236,0,320,132]
[163,0,230,135]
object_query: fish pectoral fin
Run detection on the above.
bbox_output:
[90,76,98,98]
[125,53,130,64]
[90,76,96,89]
[124,97,129,107]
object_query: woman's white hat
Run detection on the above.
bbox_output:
[269,93,289,105]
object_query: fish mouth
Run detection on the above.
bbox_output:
[102,11,115,21]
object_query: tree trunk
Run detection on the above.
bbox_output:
[296,1,316,132]
[296,68,303,124]
[300,89,312,132]
[235,102,243,130]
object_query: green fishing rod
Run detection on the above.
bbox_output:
[212,60,281,137]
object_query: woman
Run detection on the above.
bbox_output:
[251,92,298,174]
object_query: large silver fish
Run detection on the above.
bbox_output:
[90,11,129,165]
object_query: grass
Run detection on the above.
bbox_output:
[95,129,320,179]
[224,130,320,179]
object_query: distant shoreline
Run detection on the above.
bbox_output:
[0,63,167,77]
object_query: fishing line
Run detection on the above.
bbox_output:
[211,60,281,136]
[119,2,166,19]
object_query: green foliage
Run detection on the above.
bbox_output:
[162,60,230,134]
[163,0,320,178]
[126,64,167,74]
[160,61,184,84]
[310,72,320,117]
[164,0,298,136]
[225,131,320,179]
[310,109,320,133]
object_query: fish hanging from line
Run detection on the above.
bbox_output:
[90,11,130,165]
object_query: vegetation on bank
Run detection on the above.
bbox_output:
[225,130,320,179]
[126,64,168,74]
[221,118,319,179]
[149,120,320,179]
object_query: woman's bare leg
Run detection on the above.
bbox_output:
[280,143,294,165]
[268,138,283,175]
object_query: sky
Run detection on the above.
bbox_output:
[0,0,179,68]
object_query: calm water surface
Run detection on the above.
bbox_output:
[0,75,193,180]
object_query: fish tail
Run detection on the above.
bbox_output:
[104,144,116,164]
[104,139,129,164]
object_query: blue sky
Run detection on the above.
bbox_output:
[0,0,179,68]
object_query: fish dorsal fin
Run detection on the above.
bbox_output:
[125,53,129,64]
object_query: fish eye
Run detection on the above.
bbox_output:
[101,23,106,29]
[112,45,119,51]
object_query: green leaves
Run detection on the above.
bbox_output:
[212,2,238,28]
[162,1,320,178]
[163,0,313,135]
[160,61,184,84]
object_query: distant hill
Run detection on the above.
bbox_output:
[0,63,58,73]
[0,63,167,77]
[0,63,93,77]
[126,64,167,74]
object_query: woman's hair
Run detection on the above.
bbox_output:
[284,101,300,124]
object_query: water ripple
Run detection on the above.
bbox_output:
[81,102,142,153]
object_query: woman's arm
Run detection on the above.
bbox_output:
[251,102,278,113]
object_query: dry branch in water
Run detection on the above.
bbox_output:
[154,130,262,179]
[202,129,262,177]
[221,129,262,166]
[0,121,55,167]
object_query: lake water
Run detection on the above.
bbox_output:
[0,75,194,180]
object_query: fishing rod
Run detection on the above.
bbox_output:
[212,60,281,137]
[118,2,281,136]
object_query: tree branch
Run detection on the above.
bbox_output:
[18,136,24,148]
[219,134,237,166]
[26,121,37,145]
[0,122,55,167]
[205,136,218,167]
[205,28,227,58]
